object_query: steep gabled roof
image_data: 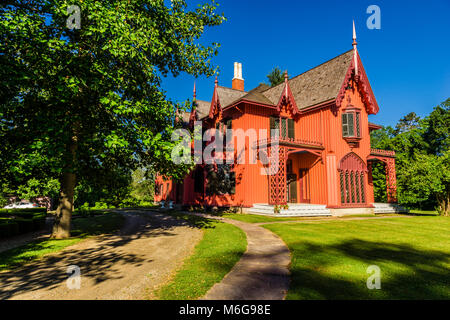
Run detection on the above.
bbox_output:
[262,50,354,109]
[237,84,273,106]
[216,86,247,108]
[194,100,210,120]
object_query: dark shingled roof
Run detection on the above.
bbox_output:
[194,100,211,120]
[233,83,273,106]
[181,111,191,125]
[262,50,354,109]
[216,86,247,108]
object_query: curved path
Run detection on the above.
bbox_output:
[0,210,203,300]
[198,214,291,300]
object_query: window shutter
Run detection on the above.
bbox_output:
[355,113,360,137]
[288,118,295,139]
[342,114,349,137]
[281,118,287,139]
[347,113,355,137]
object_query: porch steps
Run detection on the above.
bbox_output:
[247,203,331,217]
[372,203,408,214]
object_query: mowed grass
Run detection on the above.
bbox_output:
[221,212,378,224]
[156,213,247,300]
[0,212,125,271]
[264,216,450,299]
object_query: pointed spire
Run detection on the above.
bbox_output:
[284,70,288,95]
[193,81,196,101]
[352,20,358,77]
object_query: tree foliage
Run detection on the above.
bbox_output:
[371,98,450,215]
[266,67,285,87]
[0,0,225,237]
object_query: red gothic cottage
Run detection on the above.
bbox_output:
[155,26,400,216]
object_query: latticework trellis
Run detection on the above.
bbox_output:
[269,146,287,205]
[385,158,397,203]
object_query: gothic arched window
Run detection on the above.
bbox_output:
[339,153,367,206]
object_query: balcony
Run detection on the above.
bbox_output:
[255,137,324,150]
[370,148,395,158]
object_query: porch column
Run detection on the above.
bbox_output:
[385,158,397,203]
[269,146,287,205]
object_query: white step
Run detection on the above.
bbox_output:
[248,203,331,217]
[372,203,408,213]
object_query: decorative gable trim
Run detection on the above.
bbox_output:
[208,78,222,119]
[336,52,379,115]
[276,74,300,115]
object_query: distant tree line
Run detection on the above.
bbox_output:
[370,98,449,215]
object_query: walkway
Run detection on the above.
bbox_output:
[198,214,291,300]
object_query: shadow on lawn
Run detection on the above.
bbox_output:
[288,239,450,299]
[0,209,216,299]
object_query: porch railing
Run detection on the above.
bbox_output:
[254,137,323,149]
[370,148,395,157]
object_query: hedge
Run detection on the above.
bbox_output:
[0,208,47,238]
[0,207,47,216]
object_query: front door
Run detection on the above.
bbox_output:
[287,173,297,203]
[176,183,183,204]
[299,169,310,203]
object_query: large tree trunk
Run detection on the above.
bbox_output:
[51,171,76,238]
[437,193,449,216]
[51,132,78,239]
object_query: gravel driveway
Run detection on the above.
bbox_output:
[0,210,203,300]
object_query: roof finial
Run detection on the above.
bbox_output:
[284,70,288,81]
[214,75,218,87]
[193,81,196,101]
[352,20,358,77]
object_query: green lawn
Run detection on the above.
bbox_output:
[0,212,125,271]
[220,212,378,224]
[409,209,439,216]
[155,212,247,300]
[264,216,450,299]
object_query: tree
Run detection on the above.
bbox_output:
[266,67,286,87]
[130,166,155,202]
[394,112,421,134]
[0,1,225,238]
[423,98,450,156]
[370,98,449,214]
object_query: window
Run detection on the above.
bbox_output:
[342,112,361,138]
[270,117,295,139]
[206,164,236,195]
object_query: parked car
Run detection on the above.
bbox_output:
[3,202,39,209]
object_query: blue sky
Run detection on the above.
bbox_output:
[162,0,450,127]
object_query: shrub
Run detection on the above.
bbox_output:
[0,220,20,238]
[93,202,108,209]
